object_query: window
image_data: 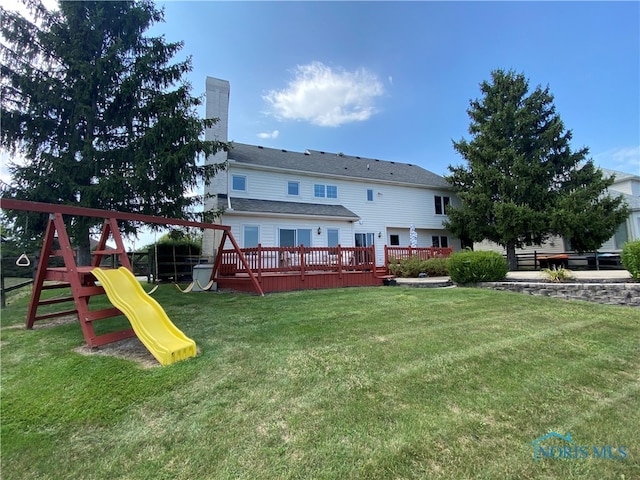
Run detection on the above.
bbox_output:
[232,175,246,191]
[434,195,450,215]
[614,222,629,249]
[279,228,312,247]
[243,226,259,248]
[367,189,374,201]
[432,236,448,248]
[327,228,339,247]
[287,181,299,196]
[390,234,400,246]
[314,183,337,198]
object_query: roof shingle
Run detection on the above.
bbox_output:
[228,143,451,189]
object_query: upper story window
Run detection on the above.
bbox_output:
[287,181,299,196]
[232,175,246,192]
[367,189,374,201]
[314,184,338,199]
[434,195,450,215]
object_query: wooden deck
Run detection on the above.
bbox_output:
[214,245,386,293]
[212,245,455,294]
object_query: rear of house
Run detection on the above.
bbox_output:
[201,76,461,266]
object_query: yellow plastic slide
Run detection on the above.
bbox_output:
[92,267,197,366]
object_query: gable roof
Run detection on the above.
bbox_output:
[228,143,451,189]
[601,168,640,182]
[610,189,640,210]
[217,195,360,220]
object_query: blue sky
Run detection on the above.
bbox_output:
[152,1,640,176]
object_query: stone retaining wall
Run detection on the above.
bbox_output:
[475,281,640,307]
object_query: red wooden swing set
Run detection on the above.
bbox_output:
[0,198,263,348]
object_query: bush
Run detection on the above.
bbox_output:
[542,265,575,283]
[423,257,449,277]
[621,240,640,280]
[387,256,449,278]
[448,250,508,284]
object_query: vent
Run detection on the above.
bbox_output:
[304,149,311,155]
[337,152,344,157]
[258,145,263,149]
[281,149,287,152]
[320,151,325,154]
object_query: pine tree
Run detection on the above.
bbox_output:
[446,69,628,270]
[0,0,227,264]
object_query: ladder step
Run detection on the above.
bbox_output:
[37,296,75,306]
[41,282,71,290]
[34,309,78,321]
[76,285,105,298]
[84,307,122,322]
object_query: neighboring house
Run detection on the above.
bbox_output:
[599,168,640,250]
[201,77,460,266]
[475,167,640,256]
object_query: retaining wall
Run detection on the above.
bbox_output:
[475,281,640,307]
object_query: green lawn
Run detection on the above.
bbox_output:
[1,284,638,479]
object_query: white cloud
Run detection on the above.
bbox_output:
[257,130,279,140]
[263,61,384,127]
[593,146,640,175]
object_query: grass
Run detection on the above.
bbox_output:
[1,283,639,479]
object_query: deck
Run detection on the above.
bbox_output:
[213,245,452,294]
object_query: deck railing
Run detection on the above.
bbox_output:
[384,246,454,265]
[218,244,377,278]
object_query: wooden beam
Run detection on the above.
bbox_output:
[0,198,230,231]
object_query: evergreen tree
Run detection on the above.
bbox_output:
[0,0,227,264]
[446,69,628,270]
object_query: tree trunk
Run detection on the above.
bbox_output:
[75,225,92,267]
[506,240,518,271]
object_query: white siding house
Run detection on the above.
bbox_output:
[202,77,460,265]
[600,169,640,250]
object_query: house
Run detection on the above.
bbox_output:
[599,168,640,250]
[201,77,460,266]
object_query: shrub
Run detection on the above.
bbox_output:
[542,265,575,283]
[621,240,640,280]
[387,256,449,277]
[448,250,508,284]
[423,257,449,276]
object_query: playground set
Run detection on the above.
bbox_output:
[0,198,263,366]
[0,199,415,365]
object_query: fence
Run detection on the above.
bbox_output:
[218,244,376,277]
[514,251,623,271]
[1,254,35,307]
[384,246,454,265]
